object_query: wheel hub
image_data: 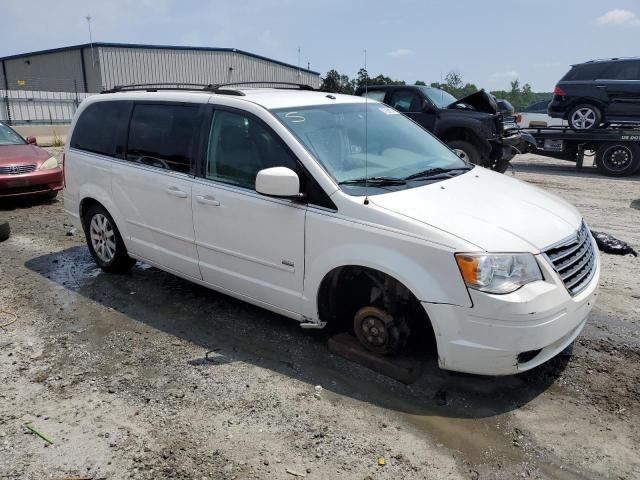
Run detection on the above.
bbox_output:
[353,306,409,356]
[608,149,630,168]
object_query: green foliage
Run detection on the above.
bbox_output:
[355,68,405,87]
[490,79,552,110]
[320,69,355,94]
[414,80,426,86]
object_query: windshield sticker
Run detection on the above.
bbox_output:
[379,106,399,115]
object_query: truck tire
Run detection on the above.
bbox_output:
[568,104,602,130]
[0,222,10,242]
[447,140,481,165]
[595,143,640,177]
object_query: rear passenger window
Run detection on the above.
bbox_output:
[206,109,299,189]
[606,61,640,80]
[126,104,198,174]
[70,101,129,157]
[389,91,423,113]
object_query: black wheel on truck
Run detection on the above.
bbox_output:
[595,142,640,177]
[446,140,481,165]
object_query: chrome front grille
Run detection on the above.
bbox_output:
[0,164,37,175]
[544,223,597,295]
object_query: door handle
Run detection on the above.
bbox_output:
[166,186,188,198]
[195,195,220,206]
[596,85,608,89]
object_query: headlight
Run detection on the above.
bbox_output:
[455,253,542,294]
[39,157,59,170]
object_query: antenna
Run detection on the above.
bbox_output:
[364,49,369,206]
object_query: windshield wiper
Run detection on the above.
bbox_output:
[339,176,407,186]
[404,166,473,181]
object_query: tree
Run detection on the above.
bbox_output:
[414,80,426,86]
[430,71,478,99]
[444,70,463,90]
[320,69,355,94]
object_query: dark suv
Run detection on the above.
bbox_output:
[354,85,530,171]
[549,58,640,129]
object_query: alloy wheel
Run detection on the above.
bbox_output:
[570,107,597,129]
[89,213,116,263]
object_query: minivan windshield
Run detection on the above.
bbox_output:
[0,123,26,146]
[272,103,468,194]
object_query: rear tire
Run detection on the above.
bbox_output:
[568,104,602,130]
[595,142,640,177]
[446,140,481,165]
[83,205,135,272]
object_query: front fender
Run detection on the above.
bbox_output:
[302,211,473,320]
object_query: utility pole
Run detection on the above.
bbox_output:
[86,15,95,67]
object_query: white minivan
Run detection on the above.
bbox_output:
[64,86,599,376]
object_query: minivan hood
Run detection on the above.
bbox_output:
[370,168,581,253]
[448,89,498,114]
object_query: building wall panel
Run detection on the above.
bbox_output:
[98,47,320,90]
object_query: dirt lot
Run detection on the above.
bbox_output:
[1,151,639,480]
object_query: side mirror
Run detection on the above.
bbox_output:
[255,167,303,199]
[26,136,37,145]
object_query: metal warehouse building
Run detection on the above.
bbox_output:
[0,42,320,93]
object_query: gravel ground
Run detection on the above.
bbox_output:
[0,151,639,480]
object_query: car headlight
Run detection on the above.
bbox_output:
[39,157,60,170]
[455,253,542,294]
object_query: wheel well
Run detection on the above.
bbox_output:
[79,197,103,225]
[317,266,436,349]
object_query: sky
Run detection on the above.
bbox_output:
[2,0,640,92]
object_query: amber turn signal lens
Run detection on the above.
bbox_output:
[456,255,479,284]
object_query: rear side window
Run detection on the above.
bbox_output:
[126,103,199,174]
[604,61,640,80]
[562,63,607,81]
[70,101,129,157]
[389,90,423,113]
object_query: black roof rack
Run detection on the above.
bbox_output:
[101,81,316,95]
[209,81,315,90]
[101,83,245,95]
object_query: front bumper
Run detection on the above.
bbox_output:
[489,132,536,162]
[423,250,600,376]
[0,168,63,197]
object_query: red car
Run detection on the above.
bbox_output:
[0,121,63,199]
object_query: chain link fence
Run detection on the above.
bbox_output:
[1,90,93,126]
